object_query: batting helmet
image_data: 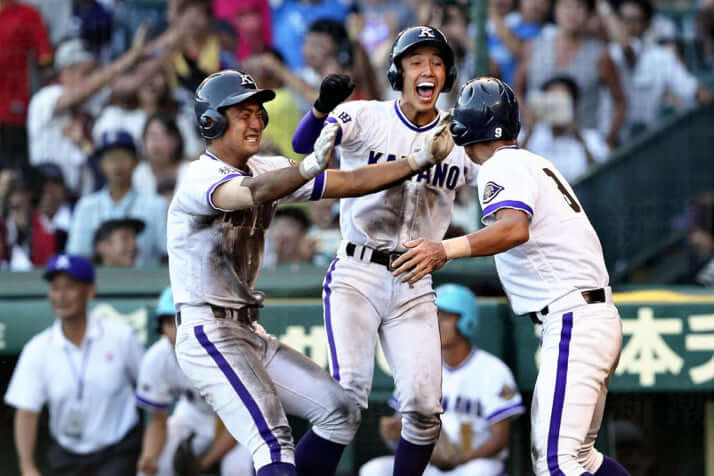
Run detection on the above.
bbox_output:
[155,286,176,335]
[435,284,479,341]
[450,77,520,146]
[194,70,276,140]
[387,26,457,92]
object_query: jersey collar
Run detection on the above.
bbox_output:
[393,100,440,132]
[494,144,519,153]
[443,348,477,372]
[203,150,251,176]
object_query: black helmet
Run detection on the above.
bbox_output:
[194,70,276,140]
[450,77,520,146]
[387,26,457,92]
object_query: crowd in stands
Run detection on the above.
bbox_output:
[0,0,712,275]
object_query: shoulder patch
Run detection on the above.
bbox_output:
[499,384,516,400]
[482,181,504,204]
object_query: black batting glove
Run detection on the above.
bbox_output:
[314,74,355,114]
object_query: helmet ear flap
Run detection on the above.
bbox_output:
[443,63,458,92]
[387,62,402,91]
[199,109,227,140]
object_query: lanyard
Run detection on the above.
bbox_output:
[63,340,92,401]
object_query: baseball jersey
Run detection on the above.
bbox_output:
[329,99,477,252]
[476,146,609,315]
[136,336,211,414]
[168,151,326,310]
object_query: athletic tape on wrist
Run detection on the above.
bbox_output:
[442,236,471,260]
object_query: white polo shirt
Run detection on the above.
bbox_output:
[5,314,144,454]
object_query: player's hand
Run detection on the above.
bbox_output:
[298,122,339,179]
[408,112,455,170]
[137,454,159,475]
[392,238,447,284]
[314,74,356,114]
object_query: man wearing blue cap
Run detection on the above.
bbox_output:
[5,254,144,476]
[360,284,525,476]
[67,130,168,266]
[136,287,253,476]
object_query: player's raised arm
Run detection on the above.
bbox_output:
[321,113,455,198]
[292,74,355,154]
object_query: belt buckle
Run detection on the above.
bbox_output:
[388,253,402,271]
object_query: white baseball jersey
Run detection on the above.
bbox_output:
[167,151,326,310]
[440,349,524,460]
[476,146,609,315]
[136,336,211,415]
[329,99,478,252]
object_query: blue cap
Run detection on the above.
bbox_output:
[43,254,95,283]
[95,130,136,158]
[156,287,176,317]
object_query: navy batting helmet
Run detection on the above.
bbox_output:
[435,284,479,342]
[450,77,520,146]
[194,70,276,140]
[387,26,457,92]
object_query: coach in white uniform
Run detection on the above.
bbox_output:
[292,26,476,475]
[394,77,630,476]
[5,254,144,476]
[136,287,253,476]
[167,70,453,476]
[360,284,524,476]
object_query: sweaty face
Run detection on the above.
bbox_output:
[223,103,266,157]
[96,227,139,266]
[400,46,447,112]
[438,309,462,348]
[48,274,94,321]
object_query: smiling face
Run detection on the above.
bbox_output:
[96,227,139,267]
[400,46,447,114]
[222,102,266,159]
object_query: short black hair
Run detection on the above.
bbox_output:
[143,113,185,163]
[618,0,654,21]
[541,75,580,104]
[307,18,353,68]
[275,207,311,232]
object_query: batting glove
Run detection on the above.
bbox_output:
[407,112,455,171]
[314,74,356,114]
[298,122,339,179]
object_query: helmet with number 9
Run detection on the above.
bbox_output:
[450,77,520,146]
[435,284,479,342]
[387,25,457,92]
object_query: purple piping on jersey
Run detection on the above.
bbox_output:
[325,116,343,145]
[485,402,525,423]
[323,259,340,381]
[310,171,326,201]
[206,173,243,210]
[482,200,534,218]
[495,145,519,152]
[135,394,170,410]
[204,151,221,161]
[393,100,440,132]
[547,312,574,476]
[193,325,282,463]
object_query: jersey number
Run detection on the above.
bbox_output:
[542,168,581,213]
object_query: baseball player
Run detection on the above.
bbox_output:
[136,287,253,476]
[360,284,525,476]
[291,26,476,475]
[391,77,630,476]
[167,70,453,476]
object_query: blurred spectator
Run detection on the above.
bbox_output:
[31,164,73,266]
[67,131,169,266]
[21,0,73,45]
[72,0,113,61]
[272,0,354,71]
[213,18,239,56]
[683,192,714,286]
[612,420,654,476]
[170,0,238,93]
[360,284,524,476]
[2,175,34,270]
[600,0,713,137]
[92,218,144,267]
[135,287,254,475]
[520,76,609,182]
[4,254,144,476]
[213,0,272,60]
[0,0,52,171]
[307,198,341,265]
[265,206,315,266]
[514,0,627,148]
[133,113,190,196]
[27,27,149,196]
[699,0,714,69]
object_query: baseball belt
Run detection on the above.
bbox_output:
[346,242,404,271]
[529,288,606,324]
[176,305,259,326]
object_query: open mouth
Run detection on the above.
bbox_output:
[416,81,436,100]
[245,134,260,143]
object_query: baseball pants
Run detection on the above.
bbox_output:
[359,455,506,476]
[530,297,623,475]
[175,307,360,471]
[322,244,443,445]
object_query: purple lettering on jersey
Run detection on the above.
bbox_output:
[547,312,574,476]
[445,167,459,190]
[368,151,383,164]
[194,325,283,463]
[432,163,449,187]
[417,168,431,183]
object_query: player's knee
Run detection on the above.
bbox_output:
[400,411,441,445]
[312,391,362,444]
[532,447,586,476]
[576,444,602,473]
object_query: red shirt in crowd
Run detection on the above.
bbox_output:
[0,0,52,126]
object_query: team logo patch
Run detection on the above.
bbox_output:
[499,384,516,400]
[218,166,236,175]
[482,181,504,204]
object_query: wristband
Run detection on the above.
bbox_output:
[442,236,471,260]
[298,155,321,180]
